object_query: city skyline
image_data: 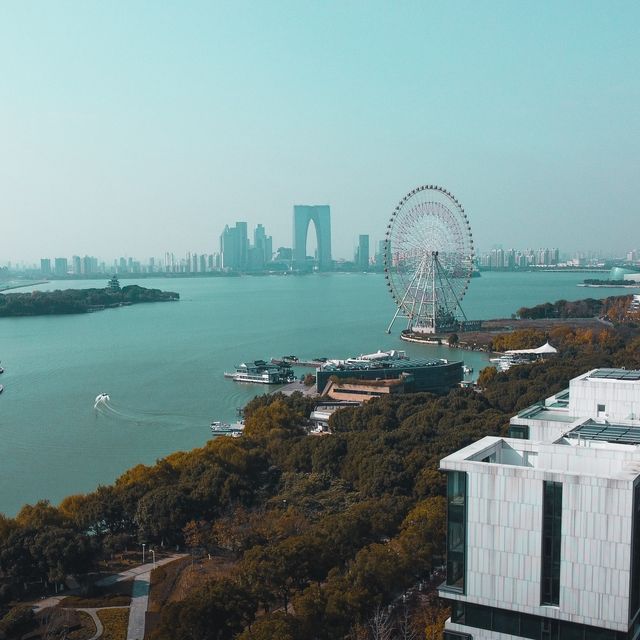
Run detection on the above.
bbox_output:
[9,241,640,277]
[1,3,639,264]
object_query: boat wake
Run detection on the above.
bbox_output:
[94,396,208,428]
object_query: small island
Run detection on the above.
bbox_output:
[0,276,179,317]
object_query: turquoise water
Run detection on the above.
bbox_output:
[0,272,636,515]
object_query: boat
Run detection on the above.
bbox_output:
[224,360,296,384]
[490,354,536,372]
[0,366,4,374]
[210,420,245,437]
[0,384,3,394]
[463,365,473,375]
[94,392,110,406]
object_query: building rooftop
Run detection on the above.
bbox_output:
[516,405,576,422]
[586,368,640,382]
[565,419,640,445]
[319,357,456,373]
[442,435,640,482]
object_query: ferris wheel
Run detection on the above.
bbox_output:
[384,185,474,334]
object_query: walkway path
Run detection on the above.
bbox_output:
[114,555,186,640]
[32,554,186,640]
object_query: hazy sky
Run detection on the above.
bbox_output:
[1,1,638,264]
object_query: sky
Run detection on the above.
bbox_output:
[1,1,639,264]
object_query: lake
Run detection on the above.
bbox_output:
[0,271,635,515]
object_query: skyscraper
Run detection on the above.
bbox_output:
[355,235,370,270]
[293,205,332,270]
[254,224,273,265]
[54,257,68,276]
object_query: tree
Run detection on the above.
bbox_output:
[236,613,298,640]
[134,486,192,544]
[368,605,394,640]
[477,366,497,388]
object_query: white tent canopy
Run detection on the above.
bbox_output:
[505,341,558,355]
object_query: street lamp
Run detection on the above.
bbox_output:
[150,549,156,568]
[141,543,146,564]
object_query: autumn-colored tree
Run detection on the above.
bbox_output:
[477,366,497,388]
[243,398,304,440]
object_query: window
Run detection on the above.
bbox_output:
[446,471,467,591]
[597,403,606,417]
[493,608,520,634]
[541,481,562,606]
[444,633,472,640]
[443,602,626,640]
[631,483,640,624]
[508,424,529,439]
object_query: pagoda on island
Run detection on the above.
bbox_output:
[107,274,121,292]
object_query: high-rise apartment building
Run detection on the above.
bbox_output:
[254,224,273,265]
[72,256,81,275]
[440,368,640,640]
[54,258,68,276]
[81,256,98,275]
[220,222,249,271]
[40,259,51,274]
[355,235,370,270]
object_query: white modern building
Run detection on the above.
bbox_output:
[439,368,640,640]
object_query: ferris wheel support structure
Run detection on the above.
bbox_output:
[384,185,474,335]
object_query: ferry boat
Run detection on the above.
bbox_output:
[224,360,296,384]
[210,420,245,437]
[490,354,536,372]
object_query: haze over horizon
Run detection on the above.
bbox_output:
[1,1,638,264]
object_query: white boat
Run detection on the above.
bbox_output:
[0,384,3,394]
[491,354,536,372]
[463,365,473,374]
[224,360,296,384]
[94,393,110,406]
[210,420,245,437]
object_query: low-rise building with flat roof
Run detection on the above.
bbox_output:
[439,368,640,640]
[316,356,462,395]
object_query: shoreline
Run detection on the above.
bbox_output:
[0,280,49,292]
[578,283,640,288]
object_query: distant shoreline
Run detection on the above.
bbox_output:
[0,280,49,292]
[578,283,640,288]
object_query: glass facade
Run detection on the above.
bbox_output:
[631,483,640,627]
[449,601,628,640]
[444,632,472,640]
[446,471,467,591]
[541,480,562,606]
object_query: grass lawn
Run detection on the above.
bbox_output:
[35,608,97,640]
[97,607,129,640]
[58,593,132,608]
[67,611,98,640]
